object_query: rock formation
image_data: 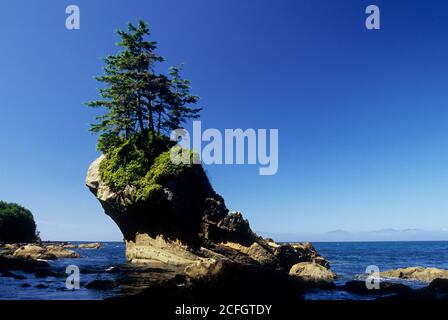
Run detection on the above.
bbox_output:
[86,156,334,288]
[380,267,448,283]
[13,244,80,260]
[78,242,102,249]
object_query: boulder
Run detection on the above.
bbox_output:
[380,267,448,283]
[289,262,336,283]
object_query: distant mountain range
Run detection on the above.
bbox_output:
[259,228,448,242]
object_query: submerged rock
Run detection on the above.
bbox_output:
[1,270,17,278]
[380,267,448,283]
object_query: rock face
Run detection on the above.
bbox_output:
[86,156,333,290]
[380,267,448,283]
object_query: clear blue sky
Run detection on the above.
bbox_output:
[1,0,448,241]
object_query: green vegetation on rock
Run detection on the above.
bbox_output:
[0,201,38,243]
[99,134,198,202]
[88,20,204,201]
[87,20,201,154]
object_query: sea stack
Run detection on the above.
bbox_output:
[86,154,332,283]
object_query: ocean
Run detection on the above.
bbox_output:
[1,241,448,300]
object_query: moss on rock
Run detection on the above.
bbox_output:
[99,136,199,203]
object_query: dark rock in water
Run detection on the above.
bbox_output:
[0,255,49,272]
[21,283,31,288]
[35,284,49,289]
[35,269,63,278]
[342,280,413,296]
[184,258,305,302]
[1,270,26,280]
[86,280,118,290]
[378,278,448,300]
[1,270,17,277]
[427,278,448,292]
[105,266,121,274]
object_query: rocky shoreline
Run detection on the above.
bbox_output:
[0,242,106,290]
[2,241,448,300]
[4,149,448,300]
[81,155,448,301]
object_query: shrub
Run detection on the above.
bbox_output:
[0,201,38,243]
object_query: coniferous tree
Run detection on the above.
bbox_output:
[87,21,201,153]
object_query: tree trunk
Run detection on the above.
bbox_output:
[136,96,145,133]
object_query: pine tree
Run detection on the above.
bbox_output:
[87,20,201,153]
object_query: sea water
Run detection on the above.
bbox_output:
[1,241,448,300]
